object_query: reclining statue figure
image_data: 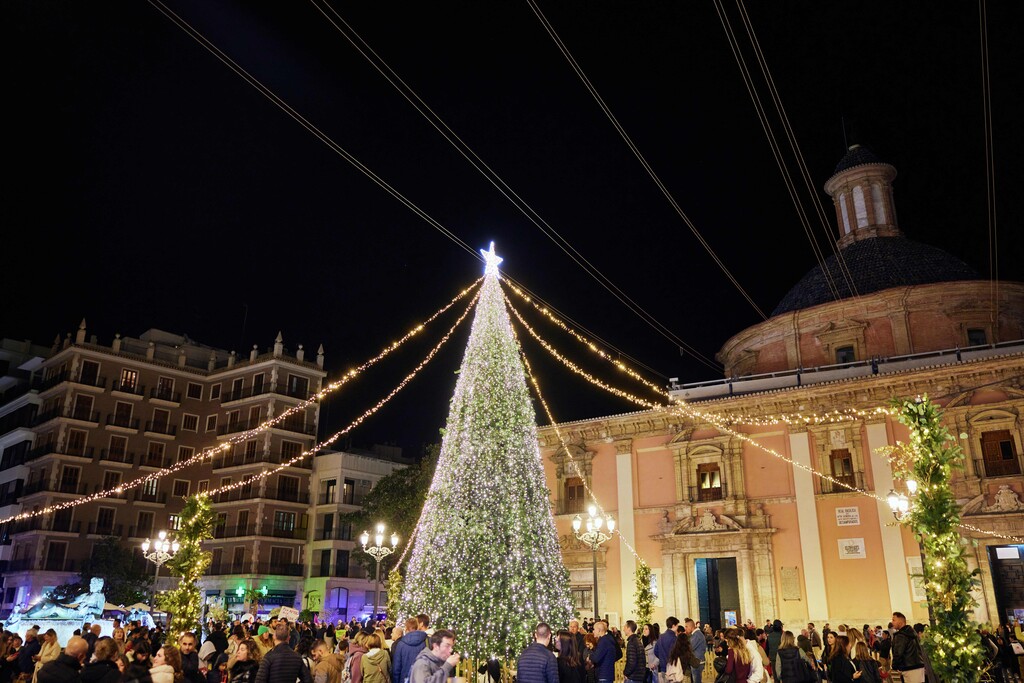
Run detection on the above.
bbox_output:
[22,577,105,620]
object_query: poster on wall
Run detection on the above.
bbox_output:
[724,610,737,627]
[835,507,860,526]
[650,568,664,607]
[906,556,927,601]
[838,538,867,559]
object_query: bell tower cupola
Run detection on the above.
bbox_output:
[824,144,901,249]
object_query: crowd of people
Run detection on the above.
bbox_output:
[0,612,1021,683]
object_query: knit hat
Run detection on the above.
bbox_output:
[258,625,269,636]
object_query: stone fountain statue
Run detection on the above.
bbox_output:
[23,577,106,620]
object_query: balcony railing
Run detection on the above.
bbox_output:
[72,373,107,389]
[264,489,309,504]
[144,421,177,436]
[688,482,729,502]
[68,409,101,424]
[37,371,70,392]
[975,457,1023,478]
[217,418,260,436]
[106,414,140,430]
[317,491,362,505]
[50,519,82,533]
[210,523,306,540]
[212,451,312,470]
[314,527,354,541]
[213,488,258,504]
[111,381,145,396]
[133,490,167,504]
[91,485,127,500]
[310,565,363,579]
[253,562,305,576]
[150,387,182,403]
[221,382,313,404]
[43,558,78,572]
[139,453,171,469]
[204,561,304,577]
[818,471,864,495]
[261,524,307,540]
[21,479,88,496]
[99,448,136,465]
[31,408,63,426]
[212,523,258,539]
[87,522,124,536]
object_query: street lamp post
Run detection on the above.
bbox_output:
[572,504,615,621]
[360,523,399,623]
[141,530,179,608]
[887,479,935,626]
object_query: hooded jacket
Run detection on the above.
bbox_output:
[390,631,427,683]
[408,649,453,683]
[361,649,390,683]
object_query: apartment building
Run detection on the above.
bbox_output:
[0,323,328,616]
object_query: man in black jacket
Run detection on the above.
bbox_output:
[516,624,558,683]
[256,623,313,683]
[36,636,88,683]
[622,621,647,683]
[890,612,925,683]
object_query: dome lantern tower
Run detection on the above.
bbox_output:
[824,144,901,248]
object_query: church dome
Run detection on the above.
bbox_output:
[832,143,883,174]
[772,236,982,316]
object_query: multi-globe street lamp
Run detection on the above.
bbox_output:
[572,504,615,620]
[360,523,399,622]
[141,530,179,606]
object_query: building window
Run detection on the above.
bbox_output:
[103,470,122,491]
[253,373,265,394]
[78,360,100,385]
[143,478,158,497]
[59,466,81,493]
[835,346,856,364]
[45,541,68,571]
[231,378,244,398]
[137,511,154,537]
[182,414,199,432]
[322,478,337,504]
[980,431,1021,477]
[186,382,203,400]
[173,480,190,498]
[319,549,331,576]
[96,508,115,534]
[244,440,258,461]
[72,394,94,420]
[277,475,300,502]
[156,377,175,401]
[571,586,593,611]
[178,446,195,464]
[342,479,355,504]
[696,463,723,501]
[232,547,246,572]
[269,546,292,568]
[282,441,302,461]
[564,477,585,514]
[66,429,88,457]
[328,587,348,610]
[109,435,128,458]
[197,480,209,493]
[288,375,310,398]
[146,442,165,467]
[334,549,350,577]
[152,409,171,431]
[206,415,218,432]
[168,514,181,531]
[119,369,139,392]
[274,511,296,532]
[113,401,134,427]
[967,328,988,346]
[210,384,222,401]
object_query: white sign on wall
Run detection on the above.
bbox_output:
[650,568,664,607]
[838,538,867,559]
[906,556,927,601]
[835,506,861,526]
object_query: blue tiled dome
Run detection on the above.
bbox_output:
[772,237,982,316]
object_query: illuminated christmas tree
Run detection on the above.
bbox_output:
[400,243,573,659]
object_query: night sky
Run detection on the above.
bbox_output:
[4,1,1022,455]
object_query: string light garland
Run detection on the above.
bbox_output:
[0,280,482,526]
[401,247,573,661]
[507,293,1023,544]
[503,280,898,427]
[202,289,481,499]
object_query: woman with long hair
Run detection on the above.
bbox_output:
[31,630,60,683]
[724,633,752,683]
[666,631,699,683]
[643,624,661,675]
[227,640,261,683]
[824,635,852,683]
[582,633,599,683]
[150,645,183,683]
[774,631,815,683]
[849,642,880,683]
[556,631,586,683]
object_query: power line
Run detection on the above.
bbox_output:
[979,0,999,338]
[306,0,721,371]
[525,0,769,321]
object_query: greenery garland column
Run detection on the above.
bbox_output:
[157,494,215,645]
[890,396,985,683]
[633,561,653,628]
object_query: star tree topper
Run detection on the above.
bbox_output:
[481,241,503,277]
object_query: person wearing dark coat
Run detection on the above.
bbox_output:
[555,631,586,683]
[654,619,679,678]
[207,626,229,657]
[589,623,619,683]
[36,637,88,683]
[255,624,312,683]
[766,621,784,663]
[81,638,122,683]
[622,622,647,683]
[18,630,41,678]
[516,625,558,683]
[391,620,428,683]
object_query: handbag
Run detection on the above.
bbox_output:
[714,671,735,683]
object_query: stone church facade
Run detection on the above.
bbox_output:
[538,145,1024,629]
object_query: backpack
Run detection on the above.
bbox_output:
[341,656,354,683]
[795,656,817,683]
